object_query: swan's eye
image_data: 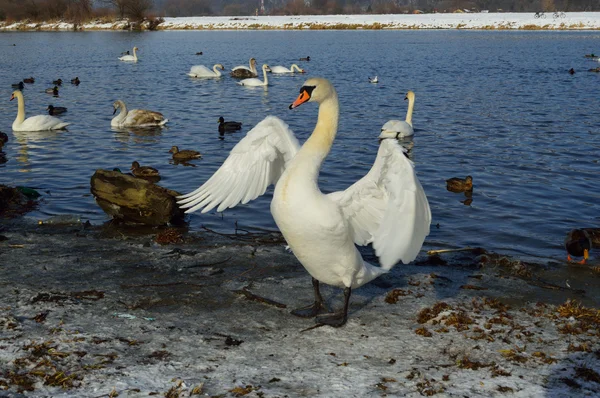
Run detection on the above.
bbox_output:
[299,85,316,97]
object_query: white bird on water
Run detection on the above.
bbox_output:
[178,78,431,327]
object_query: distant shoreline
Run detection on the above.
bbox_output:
[1,12,600,31]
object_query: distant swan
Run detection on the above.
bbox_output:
[187,64,225,78]
[379,90,415,139]
[270,64,305,74]
[231,58,257,78]
[238,64,271,87]
[111,100,168,128]
[119,47,138,62]
[369,76,378,83]
[10,90,69,132]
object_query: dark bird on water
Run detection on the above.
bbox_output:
[218,116,242,133]
[47,105,67,115]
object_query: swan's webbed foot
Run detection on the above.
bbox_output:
[291,277,330,318]
[316,311,347,327]
[291,301,331,318]
[315,287,352,328]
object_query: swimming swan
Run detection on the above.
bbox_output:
[188,64,225,78]
[270,64,305,74]
[178,78,431,327]
[10,90,70,132]
[238,64,271,87]
[111,100,168,128]
[379,90,416,139]
[231,58,257,78]
[119,47,138,62]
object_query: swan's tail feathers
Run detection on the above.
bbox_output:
[55,122,70,130]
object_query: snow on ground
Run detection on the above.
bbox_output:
[1,12,600,31]
[1,223,599,397]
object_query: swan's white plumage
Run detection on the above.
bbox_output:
[379,90,415,139]
[270,64,304,74]
[11,90,69,132]
[119,47,138,62]
[179,78,430,297]
[238,64,271,87]
[178,116,300,213]
[188,64,224,78]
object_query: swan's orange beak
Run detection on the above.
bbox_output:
[10,94,15,101]
[290,90,310,109]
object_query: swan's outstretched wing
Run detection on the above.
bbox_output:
[327,139,431,269]
[178,116,300,213]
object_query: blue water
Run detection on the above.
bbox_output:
[0,30,599,267]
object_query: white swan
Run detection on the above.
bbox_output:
[379,90,415,139]
[119,47,138,62]
[111,100,168,128]
[231,58,257,78]
[270,64,305,74]
[187,64,225,78]
[10,90,70,132]
[178,78,431,327]
[238,64,271,87]
[369,76,379,83]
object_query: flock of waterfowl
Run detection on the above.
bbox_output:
[4,45,596,328]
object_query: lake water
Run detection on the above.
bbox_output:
[1,30,599,268]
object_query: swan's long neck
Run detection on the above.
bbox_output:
[213,65,222,76]
[132,48,137,61]
[298,92,340,177]
[14,92,25,125]
[291,64,301,72]
[262,66,269,85]
[250,61,257,74]
[405,97,414,126]
[112,101,128,124]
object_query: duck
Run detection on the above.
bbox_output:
[52,79,63,86]
[446,176,473,193]
[23,77,35,84]
[569,68,575,75]
[47,105,67,115]
[299,56,310,61]
[10,90,70,132]
[187,64,225,78]
[11,82,24,90]
[130,161,160,179]
[230,58,257,78]
[178,77,431,327]
[0,132,8,148]
[111,100,168,128]
[270,64,305,74]
[71,77,80,85]
[379,91,416,139]
[45,86,59,95]
[219,117,242,133]
[589,67,600,72]
[369,76,379,83]
[119,47,138,62]
[238,64,271,87]
[565,228,600,264]
[169,146,202,161]
[584,53,597,58]
[195,51,203,55]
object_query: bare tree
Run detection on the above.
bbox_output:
[99,0,128,18]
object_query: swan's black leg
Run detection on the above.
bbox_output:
[315,287,351,327]
[291,277,330,318]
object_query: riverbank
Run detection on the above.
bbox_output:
[1,12,600,31]
[1,220,599,397]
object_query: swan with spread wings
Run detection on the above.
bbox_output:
[178,77,431,327]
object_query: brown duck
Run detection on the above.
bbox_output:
[169,146,202,161]
[446,175,473,193]
[565,228,600,264]
[130,161,160,179]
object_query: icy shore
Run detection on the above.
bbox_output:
[1,12,600,31]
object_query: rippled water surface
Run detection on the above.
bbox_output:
[1,30,599,266]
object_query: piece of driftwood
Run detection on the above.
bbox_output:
[90,169,184,226]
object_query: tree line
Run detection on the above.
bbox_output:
[0,0,598,24]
